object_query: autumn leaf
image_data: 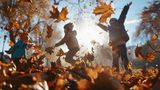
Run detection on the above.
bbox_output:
[135,45,144,60]
[56,7,68,22]
[47,25,53,38]
[56,48,65,57]
[151,34,158,41]
[50,6,59,19]
[93,1,114,22]
[50,6,68,22]
[145,52,155,62]
[12,22,20,29]
[86,68,98,83]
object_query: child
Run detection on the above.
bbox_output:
[97,2,132,72]
[55,23,80,65]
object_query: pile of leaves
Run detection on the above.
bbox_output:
[0,56,160,90]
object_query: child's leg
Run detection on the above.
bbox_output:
[65,49,78,64]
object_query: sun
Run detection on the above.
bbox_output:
[74,17,109,51]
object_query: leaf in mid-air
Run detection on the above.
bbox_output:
[56,48,65,57]
[50,6,59,19]
[93,1,114,23]
[50,6,68,22]
[55,7,68,22]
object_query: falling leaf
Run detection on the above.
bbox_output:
[135,45,144,60]
[50,6,68,22]
[93,1,114,22]
[50,6,59,19]
[151,34,158,41]
[56,48,65,57]
[56,7,68,22]
[46,25,53,38]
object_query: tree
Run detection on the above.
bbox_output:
[134,0,160,68]
[0,0,50,43]
[135,0,160,37]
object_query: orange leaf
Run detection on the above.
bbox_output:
[93,1,114,22]
[56,7,68,22]
[99,10,113,23]
[12,22,20,29]
[151,34,158,41]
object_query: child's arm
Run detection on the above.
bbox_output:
[55,36,67,47]
[97,23,109,32]
[118,2,132,24]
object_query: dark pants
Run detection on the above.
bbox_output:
[112,44,129,71]
[12,58,20,67]
[65,48,79,64]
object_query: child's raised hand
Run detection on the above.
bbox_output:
[128,2,132,6]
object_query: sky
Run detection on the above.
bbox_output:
[0,0,151,53]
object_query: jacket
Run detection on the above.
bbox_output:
[55,31,80,50]
[11,40,26,59]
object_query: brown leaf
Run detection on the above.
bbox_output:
[135,45,144,60]
[50,6,68,22]
[56,48,65,57]
[46,25,53,38]
[50,6,59,19]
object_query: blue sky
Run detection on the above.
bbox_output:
[0,0,151,52]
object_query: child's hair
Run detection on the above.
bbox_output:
[64,22,73,31]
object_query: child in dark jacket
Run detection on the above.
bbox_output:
[55,23,80,65]
[6,33,27,67]
[97,2,132,72]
